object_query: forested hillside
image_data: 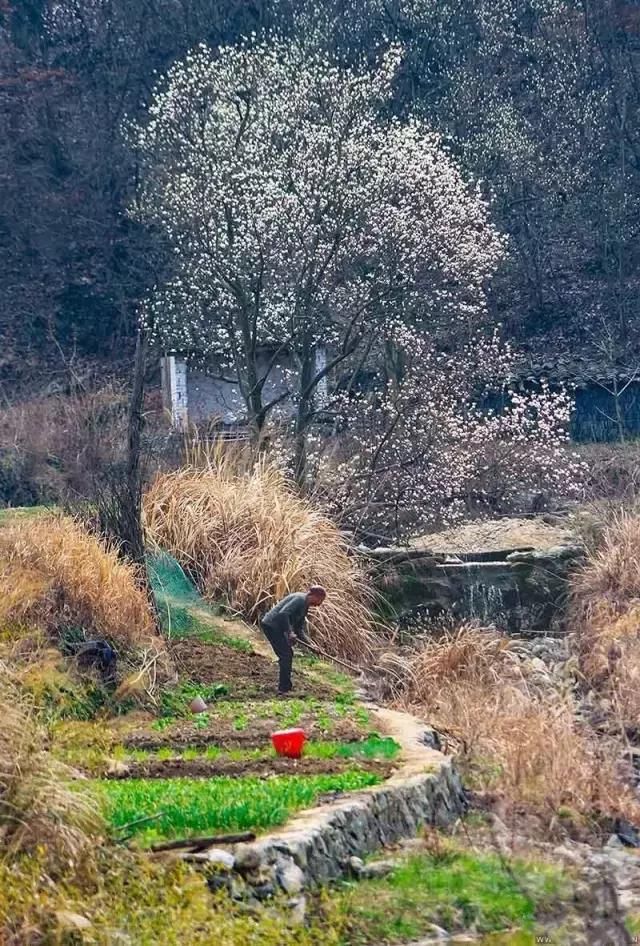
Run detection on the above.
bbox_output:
[1,0,639,392]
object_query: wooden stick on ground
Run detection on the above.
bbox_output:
[150,830,256,853]
[116,811,166,842]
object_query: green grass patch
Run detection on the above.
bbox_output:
[627,913,640,937]
[158,602,251,651]
[297,654,357,697]
[0,504,51,525]
[160,681,231,718]
[148,695,372,739]
[98,771,381,844]
[308,735,399,761]
[333,850,569,944]
[201,696,320,726]
[0,847,342,946]
[18,659,111,723]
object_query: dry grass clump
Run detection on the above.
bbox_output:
[144,459,377,665]
[0,513,170,706]
[577,441,640,503]
[405,624,516,694]
[422,682,637,823]
[570,512,640,729]
[0,383,129,505]
[373,624,517,702]
[0,513,158,652]
[391,624,639,828]
[0,669,102,867]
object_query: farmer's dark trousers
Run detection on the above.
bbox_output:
[260,623,293,693]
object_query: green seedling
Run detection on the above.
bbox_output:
[98,771,381,844]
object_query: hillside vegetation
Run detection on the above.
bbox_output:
[3,484,640,940]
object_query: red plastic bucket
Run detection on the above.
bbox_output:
[271,728,306,759]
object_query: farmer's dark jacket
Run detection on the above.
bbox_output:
[261,593,310,642]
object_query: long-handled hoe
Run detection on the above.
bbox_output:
[297,638,361,675]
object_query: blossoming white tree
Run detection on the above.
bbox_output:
[129,38,506,478]
[310,332,585,538]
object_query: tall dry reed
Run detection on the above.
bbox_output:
[0,668,102,867]
[0,513,159,653]
[144,457,377,665]
[571,511,640,730]
[393,624,639,827]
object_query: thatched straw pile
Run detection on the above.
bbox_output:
[144,461,377,665]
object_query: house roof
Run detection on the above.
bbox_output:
[512,354,640,386]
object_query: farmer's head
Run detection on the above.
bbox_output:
[307,585,326,607]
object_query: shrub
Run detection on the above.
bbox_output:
[570,511,640,730]
[0,848,339,946]
[15,647,109,721]
[578,442,640,503]
[0,383,129,506]
[0,514,170,710]
[144,457,377,665]
[372,624,517,702]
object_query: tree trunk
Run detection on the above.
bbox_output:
[293,338,314,489]
[612,375,626,444]
[127,328,161,626]
[126,326,148,566]
[93,325,158,624]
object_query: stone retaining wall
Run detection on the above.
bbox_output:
[364,544,585,633]
[196,708,465,901]
[230,759,464,896]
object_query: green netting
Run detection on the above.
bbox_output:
[147,551,201,606]
[146,551,251,650]
[146,551,205,637]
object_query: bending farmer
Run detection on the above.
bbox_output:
[260,586,326,695]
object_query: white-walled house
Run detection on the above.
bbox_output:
[160,346,328,429]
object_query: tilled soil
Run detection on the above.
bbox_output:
[105,755,395,780]
[124,716,365,751]
[169,638,337,700]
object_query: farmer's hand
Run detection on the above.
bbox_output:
[287,631,296,647]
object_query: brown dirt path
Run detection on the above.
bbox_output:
[181,603,274,659]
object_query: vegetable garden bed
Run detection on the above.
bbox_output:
[104,734,400,779]
[99,772,382,846]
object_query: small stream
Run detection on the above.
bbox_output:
[437,560,524,632]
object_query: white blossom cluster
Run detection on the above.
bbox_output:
[307,330,586,538]
[128,36,506,431]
